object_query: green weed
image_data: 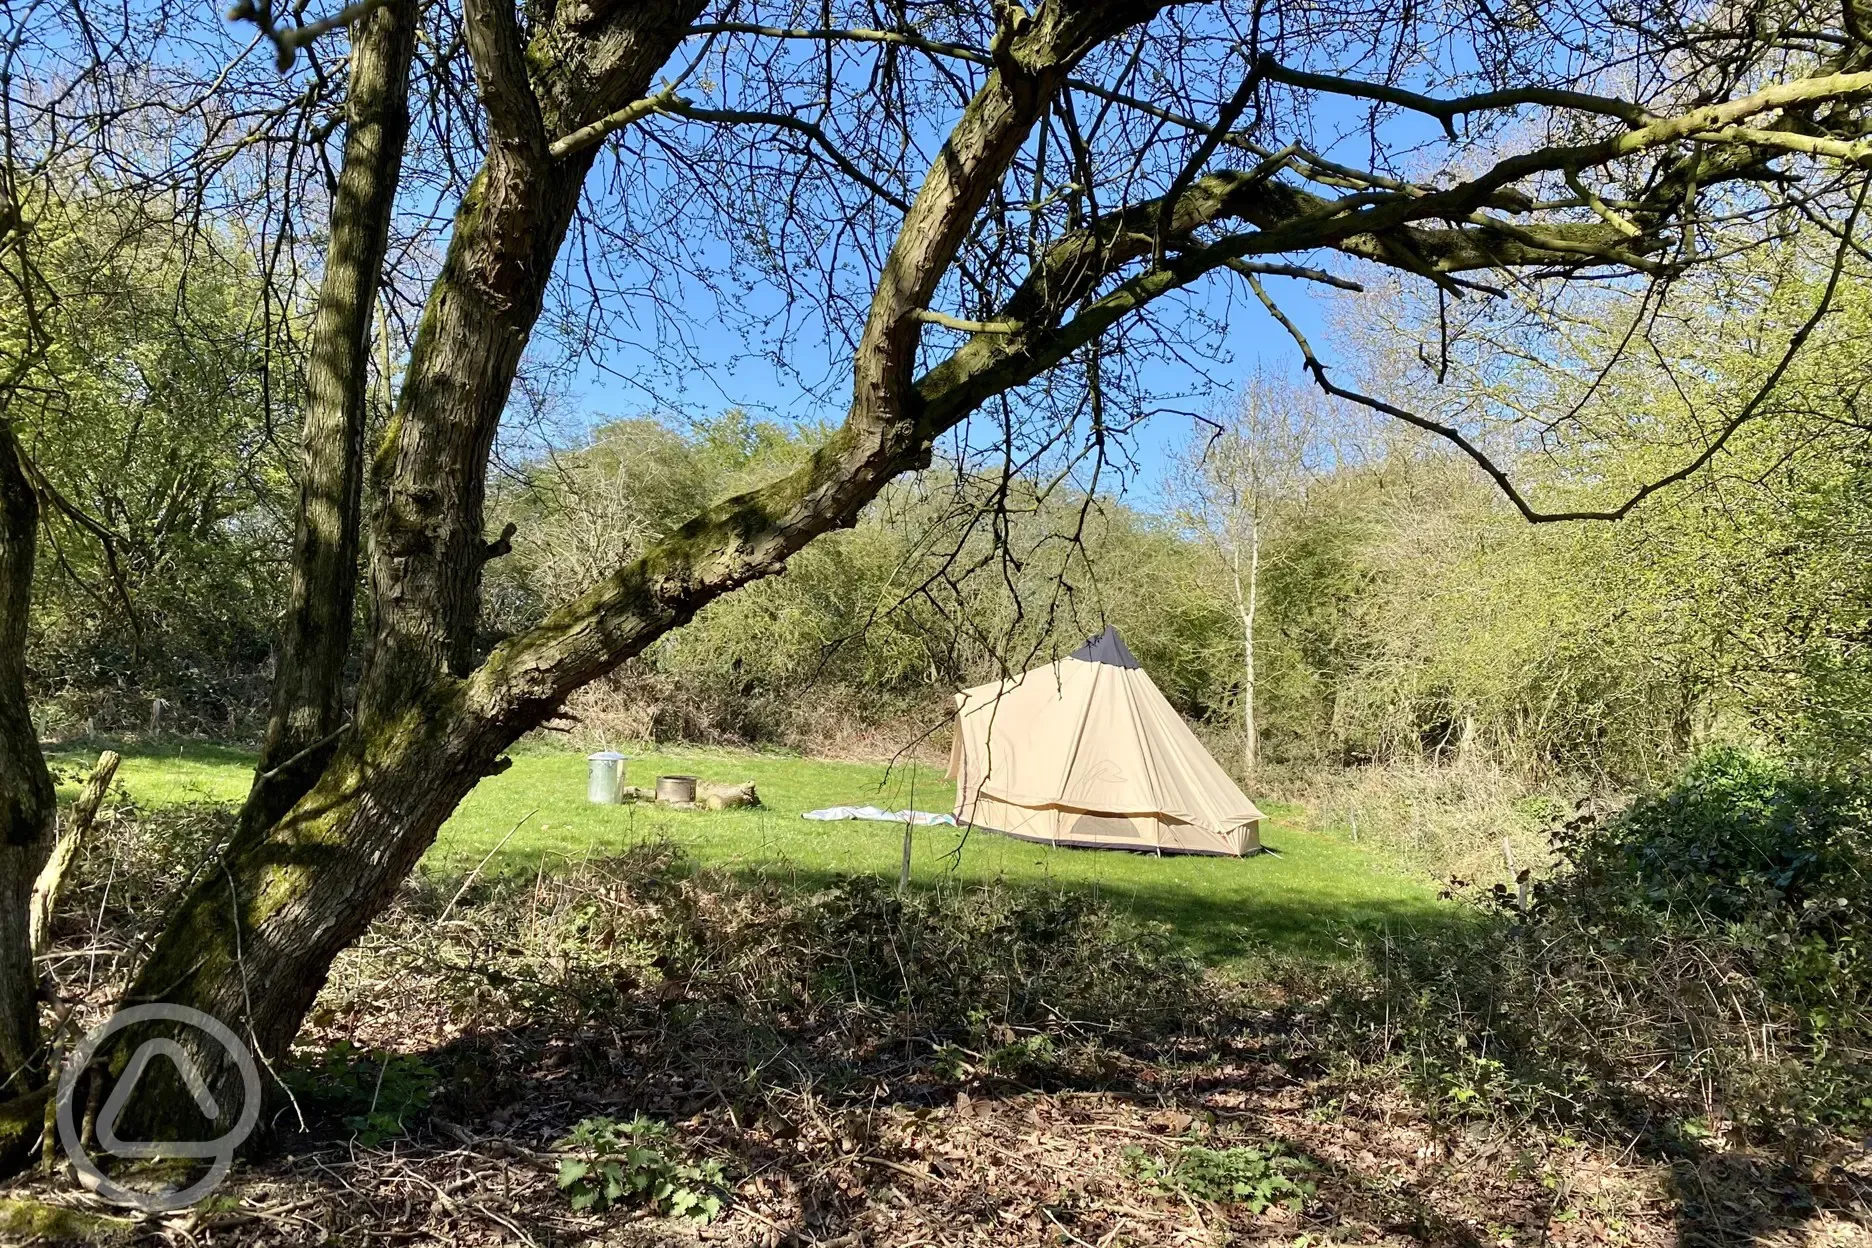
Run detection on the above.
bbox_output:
[554,1114,726,1221]
[1123,1141,1316,1211]
[286,1041,439,1147]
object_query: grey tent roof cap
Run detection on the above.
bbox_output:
[1071,625,1140,669]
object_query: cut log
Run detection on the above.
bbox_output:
[29,750,120,957]
[699,781,759,811]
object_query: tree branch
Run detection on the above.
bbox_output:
[247,0,415,841]
[1157,59,1266,259]
[1564,168,1643,237]
[548,88,678,159]
[467,0,1181,720]
[1242,176,1868,523]
[1258,57,1659,134]
[1687,125,1872,164]
[228,0,396,70]
[913,309,1023,333]
[461,0,548,154]
[656,98,912,211]
[30,750,119,958]
[685,21,990,66]
[1224,258,1362,290]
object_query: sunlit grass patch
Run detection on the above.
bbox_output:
[44,739,1454,963]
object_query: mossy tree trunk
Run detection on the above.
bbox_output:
[241,0,418,840]
[0,421,53,1095]
[94,0,708,1139]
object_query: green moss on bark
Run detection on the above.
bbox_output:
[0,1083,50,1178]
[0,1198,135,1244]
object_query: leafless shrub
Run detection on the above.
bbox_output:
[1272,761,1577,886]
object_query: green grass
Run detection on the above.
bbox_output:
[48,740,255,806]
[47,740,1456,963]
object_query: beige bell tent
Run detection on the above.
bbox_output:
[948,627,1264,856]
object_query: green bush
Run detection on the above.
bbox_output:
[1566,745,1872,925]
[1321,747,1872,1151]
[285,1041,439,1147]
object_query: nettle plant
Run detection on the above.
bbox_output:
[554,1114,727,1221]
[1124,1141,1317,1212]
[286,1040,439,1148]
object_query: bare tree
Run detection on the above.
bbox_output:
[1172,372,1329,774]
[2,0,1870,1160]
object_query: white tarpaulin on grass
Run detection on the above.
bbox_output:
[802,806,957,826]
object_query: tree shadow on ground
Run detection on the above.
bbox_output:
[279,1009,1869,1247]
[711,852,1467,965]
[258,849,1869,1247]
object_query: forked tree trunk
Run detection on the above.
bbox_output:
[96,0,667,1137]
[107,151,600,1132]
[242,0,418,839]
[86,0,1244,1144]
[0,422,54,1095]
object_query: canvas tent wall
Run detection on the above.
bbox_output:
[948,627,1264,856]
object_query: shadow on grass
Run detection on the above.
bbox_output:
[432,823,1461,964]
[723,857,1470,964]
[43,737,259,806]
[43,736,258,766]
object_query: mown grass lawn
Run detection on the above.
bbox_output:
[48,740,1455,963]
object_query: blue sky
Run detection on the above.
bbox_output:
[22,0,1481,513]
[553,270,1347,509]
[528,30,1431,514]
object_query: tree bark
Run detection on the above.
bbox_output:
[359,0,702,719]
[359,148,594,714]
[0,422,53,1095]
[28,749,119,958]
[242,0,419,839]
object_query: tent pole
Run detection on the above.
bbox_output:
[898,761,915,893]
